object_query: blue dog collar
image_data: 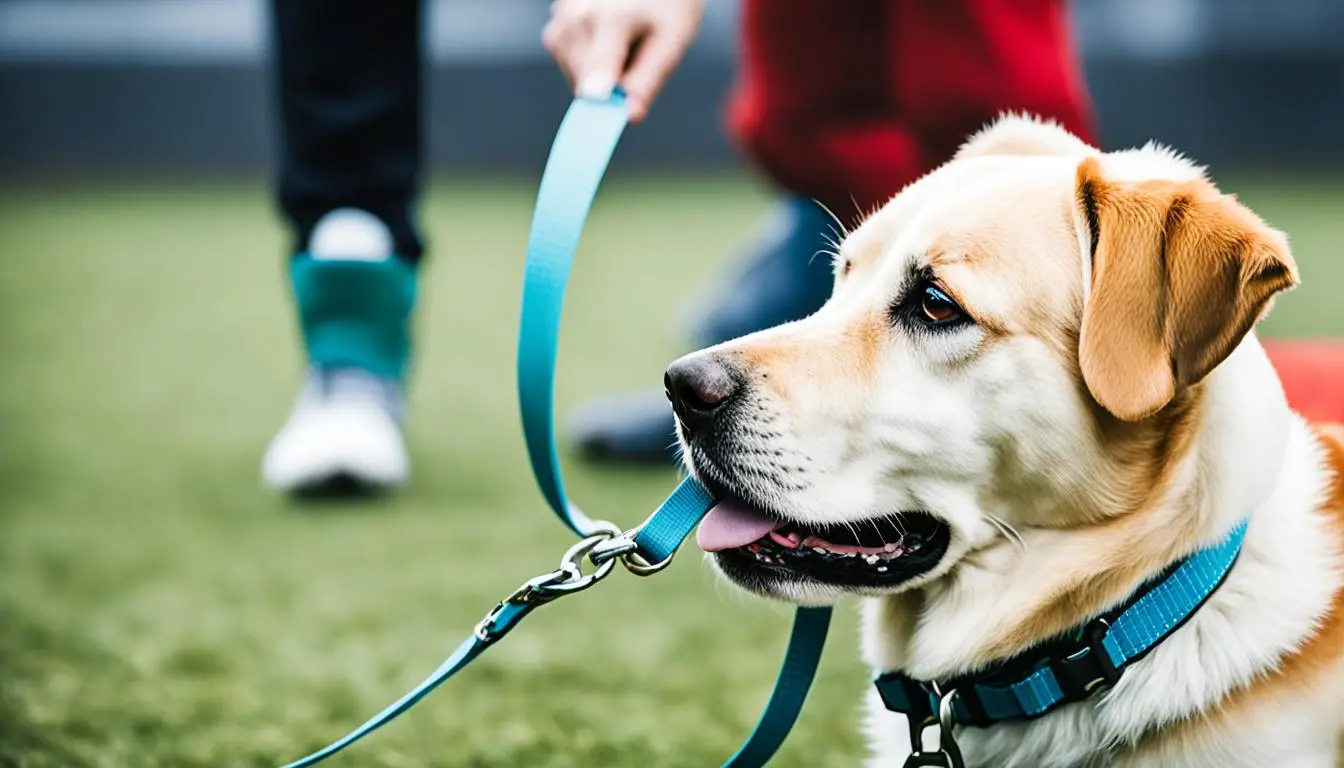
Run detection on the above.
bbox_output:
[874,518,1249,728]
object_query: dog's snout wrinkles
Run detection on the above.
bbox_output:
[665,355,738,433]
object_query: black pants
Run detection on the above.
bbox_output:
[272,0,425,261]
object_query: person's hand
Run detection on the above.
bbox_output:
[543,0,706,123]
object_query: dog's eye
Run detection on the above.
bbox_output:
[916,285,965,327]
[891,276,973,333]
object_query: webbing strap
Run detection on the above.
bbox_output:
[1104,519,1247,662]
[279,91,830,768]
[724,605,832,767]
[633,475,716,563]
[279,602,531,768]
[517,91,629,537]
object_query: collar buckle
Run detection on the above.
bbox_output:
[1048,618,1121,701]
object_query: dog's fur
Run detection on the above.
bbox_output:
[677,115,1344,766]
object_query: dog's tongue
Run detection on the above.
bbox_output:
[697,498,781,551]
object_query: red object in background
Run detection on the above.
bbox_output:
[728,0,1096,226]
[1265,341,1344,424]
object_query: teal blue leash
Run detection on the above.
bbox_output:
[280,90,831,768]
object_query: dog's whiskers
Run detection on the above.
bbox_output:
[810,247,840,267]
[812,198,851,241]
[841,519,863,545]
[986,513,1027,552]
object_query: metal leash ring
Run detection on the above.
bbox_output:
[588,525,677,577]
[620,545,675,577]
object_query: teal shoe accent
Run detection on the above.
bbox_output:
[290,255,417,381]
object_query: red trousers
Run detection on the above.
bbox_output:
[728,0,1097,226]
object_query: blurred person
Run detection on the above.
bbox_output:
[554,0,1097,462]
[260,0,1095,493]
[262,1,423,492]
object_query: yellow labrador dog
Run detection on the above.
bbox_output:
[670,115,1344,767]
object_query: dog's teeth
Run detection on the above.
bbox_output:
[877,566,888,573]
[812,547,828,555]
[864,555,880,565]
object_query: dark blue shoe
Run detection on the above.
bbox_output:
[567,197,838,464]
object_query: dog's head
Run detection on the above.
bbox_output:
[675,116,1297,606]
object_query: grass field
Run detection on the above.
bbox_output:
[0,173,1340,768]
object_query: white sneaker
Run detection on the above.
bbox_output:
[262,368,409,493]
[263,208,413,495]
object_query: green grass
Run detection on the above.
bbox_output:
[0,172,1339,768]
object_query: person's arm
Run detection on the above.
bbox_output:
[543,0,706,123]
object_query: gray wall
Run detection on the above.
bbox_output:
[1,0,1342,177]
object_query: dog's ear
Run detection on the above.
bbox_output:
[1076,156,1298,421]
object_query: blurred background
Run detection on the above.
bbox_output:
[3,0,1344,174]
[1,2,1340,767]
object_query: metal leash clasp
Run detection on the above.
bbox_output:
[474,516,682,645]
[902,684,966,768]
[474,521,623,644]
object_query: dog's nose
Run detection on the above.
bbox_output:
[665,354,739,434]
